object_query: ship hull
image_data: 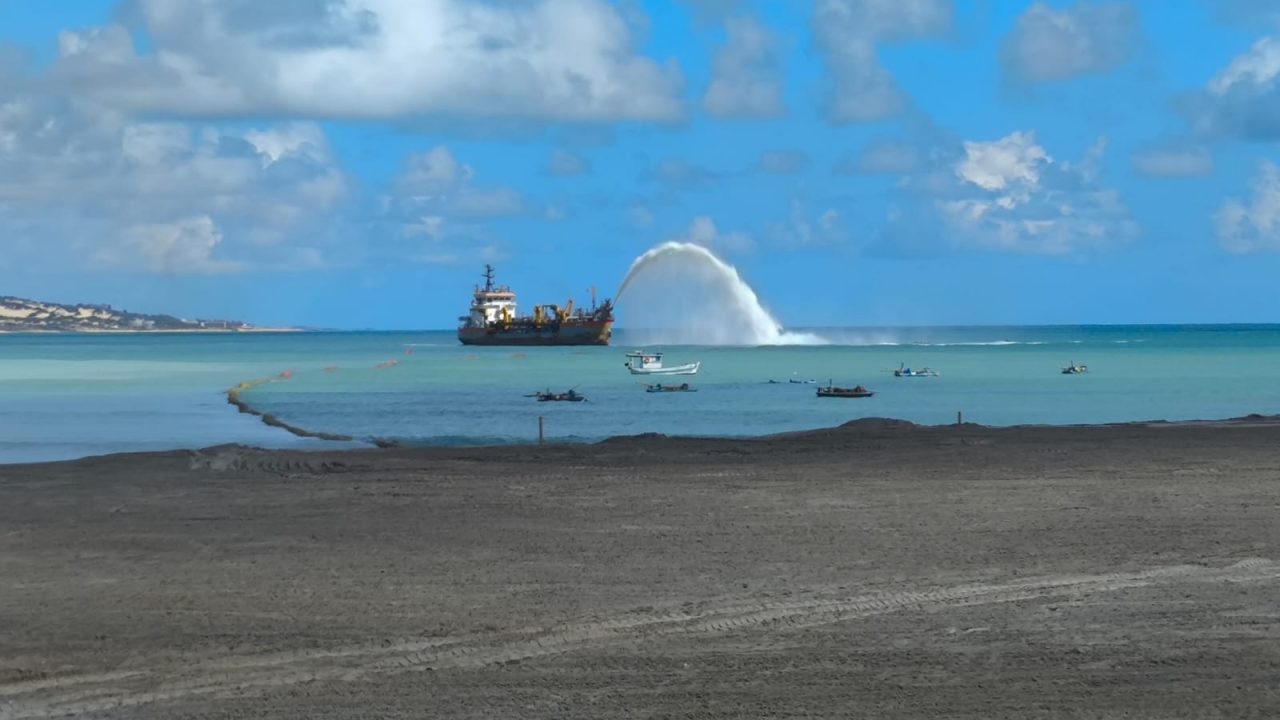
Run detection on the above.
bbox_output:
[458,321,612,346]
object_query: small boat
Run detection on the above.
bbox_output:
[789,378,816,384]
[816,382,875,398]
[532,389,586,402]
[624,351,700,376]
[1061,361,1088,375]
[646,383,696,393]
[894,363,939,378]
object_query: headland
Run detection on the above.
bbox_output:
[0,296,293,333]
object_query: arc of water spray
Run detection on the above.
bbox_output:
[615,242,825,346]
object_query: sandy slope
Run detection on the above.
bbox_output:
[3,419,1280,718]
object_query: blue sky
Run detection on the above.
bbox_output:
[1,0,1279,329]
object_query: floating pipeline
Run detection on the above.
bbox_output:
[225,375,356,444]
[225,354,412,446]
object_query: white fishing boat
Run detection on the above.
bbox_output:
[624,351,700,376]
[894,363,939,378]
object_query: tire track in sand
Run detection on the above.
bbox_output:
[3,559,1276,719]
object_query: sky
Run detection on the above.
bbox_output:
[1,0,1279,329]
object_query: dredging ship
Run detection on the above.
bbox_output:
[457,265,614,346]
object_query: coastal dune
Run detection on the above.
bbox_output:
[3,419,1280,718]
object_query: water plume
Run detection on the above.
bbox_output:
[615,242,826,346]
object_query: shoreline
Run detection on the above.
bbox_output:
[5,405,1280,717]
[13,406,1280,469]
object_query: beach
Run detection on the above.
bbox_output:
[4,418,1280,718]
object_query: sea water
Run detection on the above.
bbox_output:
[3,325,1280,464]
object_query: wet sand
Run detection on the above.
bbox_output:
[3,418,1280,718]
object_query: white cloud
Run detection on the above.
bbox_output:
[391,146,523,219]
[396,146,474,195]
[0,96,346,275]
[955,131,1051,192]
[702,16,784,119]
[1182,35,1280,140]
[886,131,1137,255]
[1131,145,1214,178]
[812,0,953,124]
[1000,2,1139,85]
[405,215,446,241]
[52,0,684,124]
[755,150,809,175]
[671,216,754,253]
[1208,37,1280,96]
[112,216,241,275]
[383,145,526,264]
[545,149,590,177]
[1217,161,1280,254]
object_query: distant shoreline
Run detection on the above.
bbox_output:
[0,327,304,335]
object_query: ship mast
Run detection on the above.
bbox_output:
[482,264,496,293]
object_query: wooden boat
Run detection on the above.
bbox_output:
[894,363,939,377]
[646,383,696,393]
[532,389,586,402]
[624,351,700,376]
[1061,362,1088,375]
[816,382,874,398]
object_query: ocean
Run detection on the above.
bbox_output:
[3,325,1280,464]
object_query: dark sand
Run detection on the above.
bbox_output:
[3,418,1280,718]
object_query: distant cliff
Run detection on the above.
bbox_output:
[0,296,277,333]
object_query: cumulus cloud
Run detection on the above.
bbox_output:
[52,0,684,124]
[812,0,953,124]
[545,149,590,177]
[1182,35,1280,140]
[885,131,1138,255]
[1131,144,1214,178]
[389,146,525,226]
[1000,2,1139,86]
[112,216,241,275]
[0,95,346,275]
[955,131,1051,191]
[702,16,785,119]
[377,145,530,266]
[1216,161,1280,253]
[755,150,809,175]
[670,216,753,253]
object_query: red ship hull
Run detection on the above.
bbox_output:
[457,321,612,346]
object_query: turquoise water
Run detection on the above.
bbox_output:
[3,326,1280,463]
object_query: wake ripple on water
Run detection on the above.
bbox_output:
[616,242,826,346]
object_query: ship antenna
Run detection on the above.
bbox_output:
[482,264,495,292]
